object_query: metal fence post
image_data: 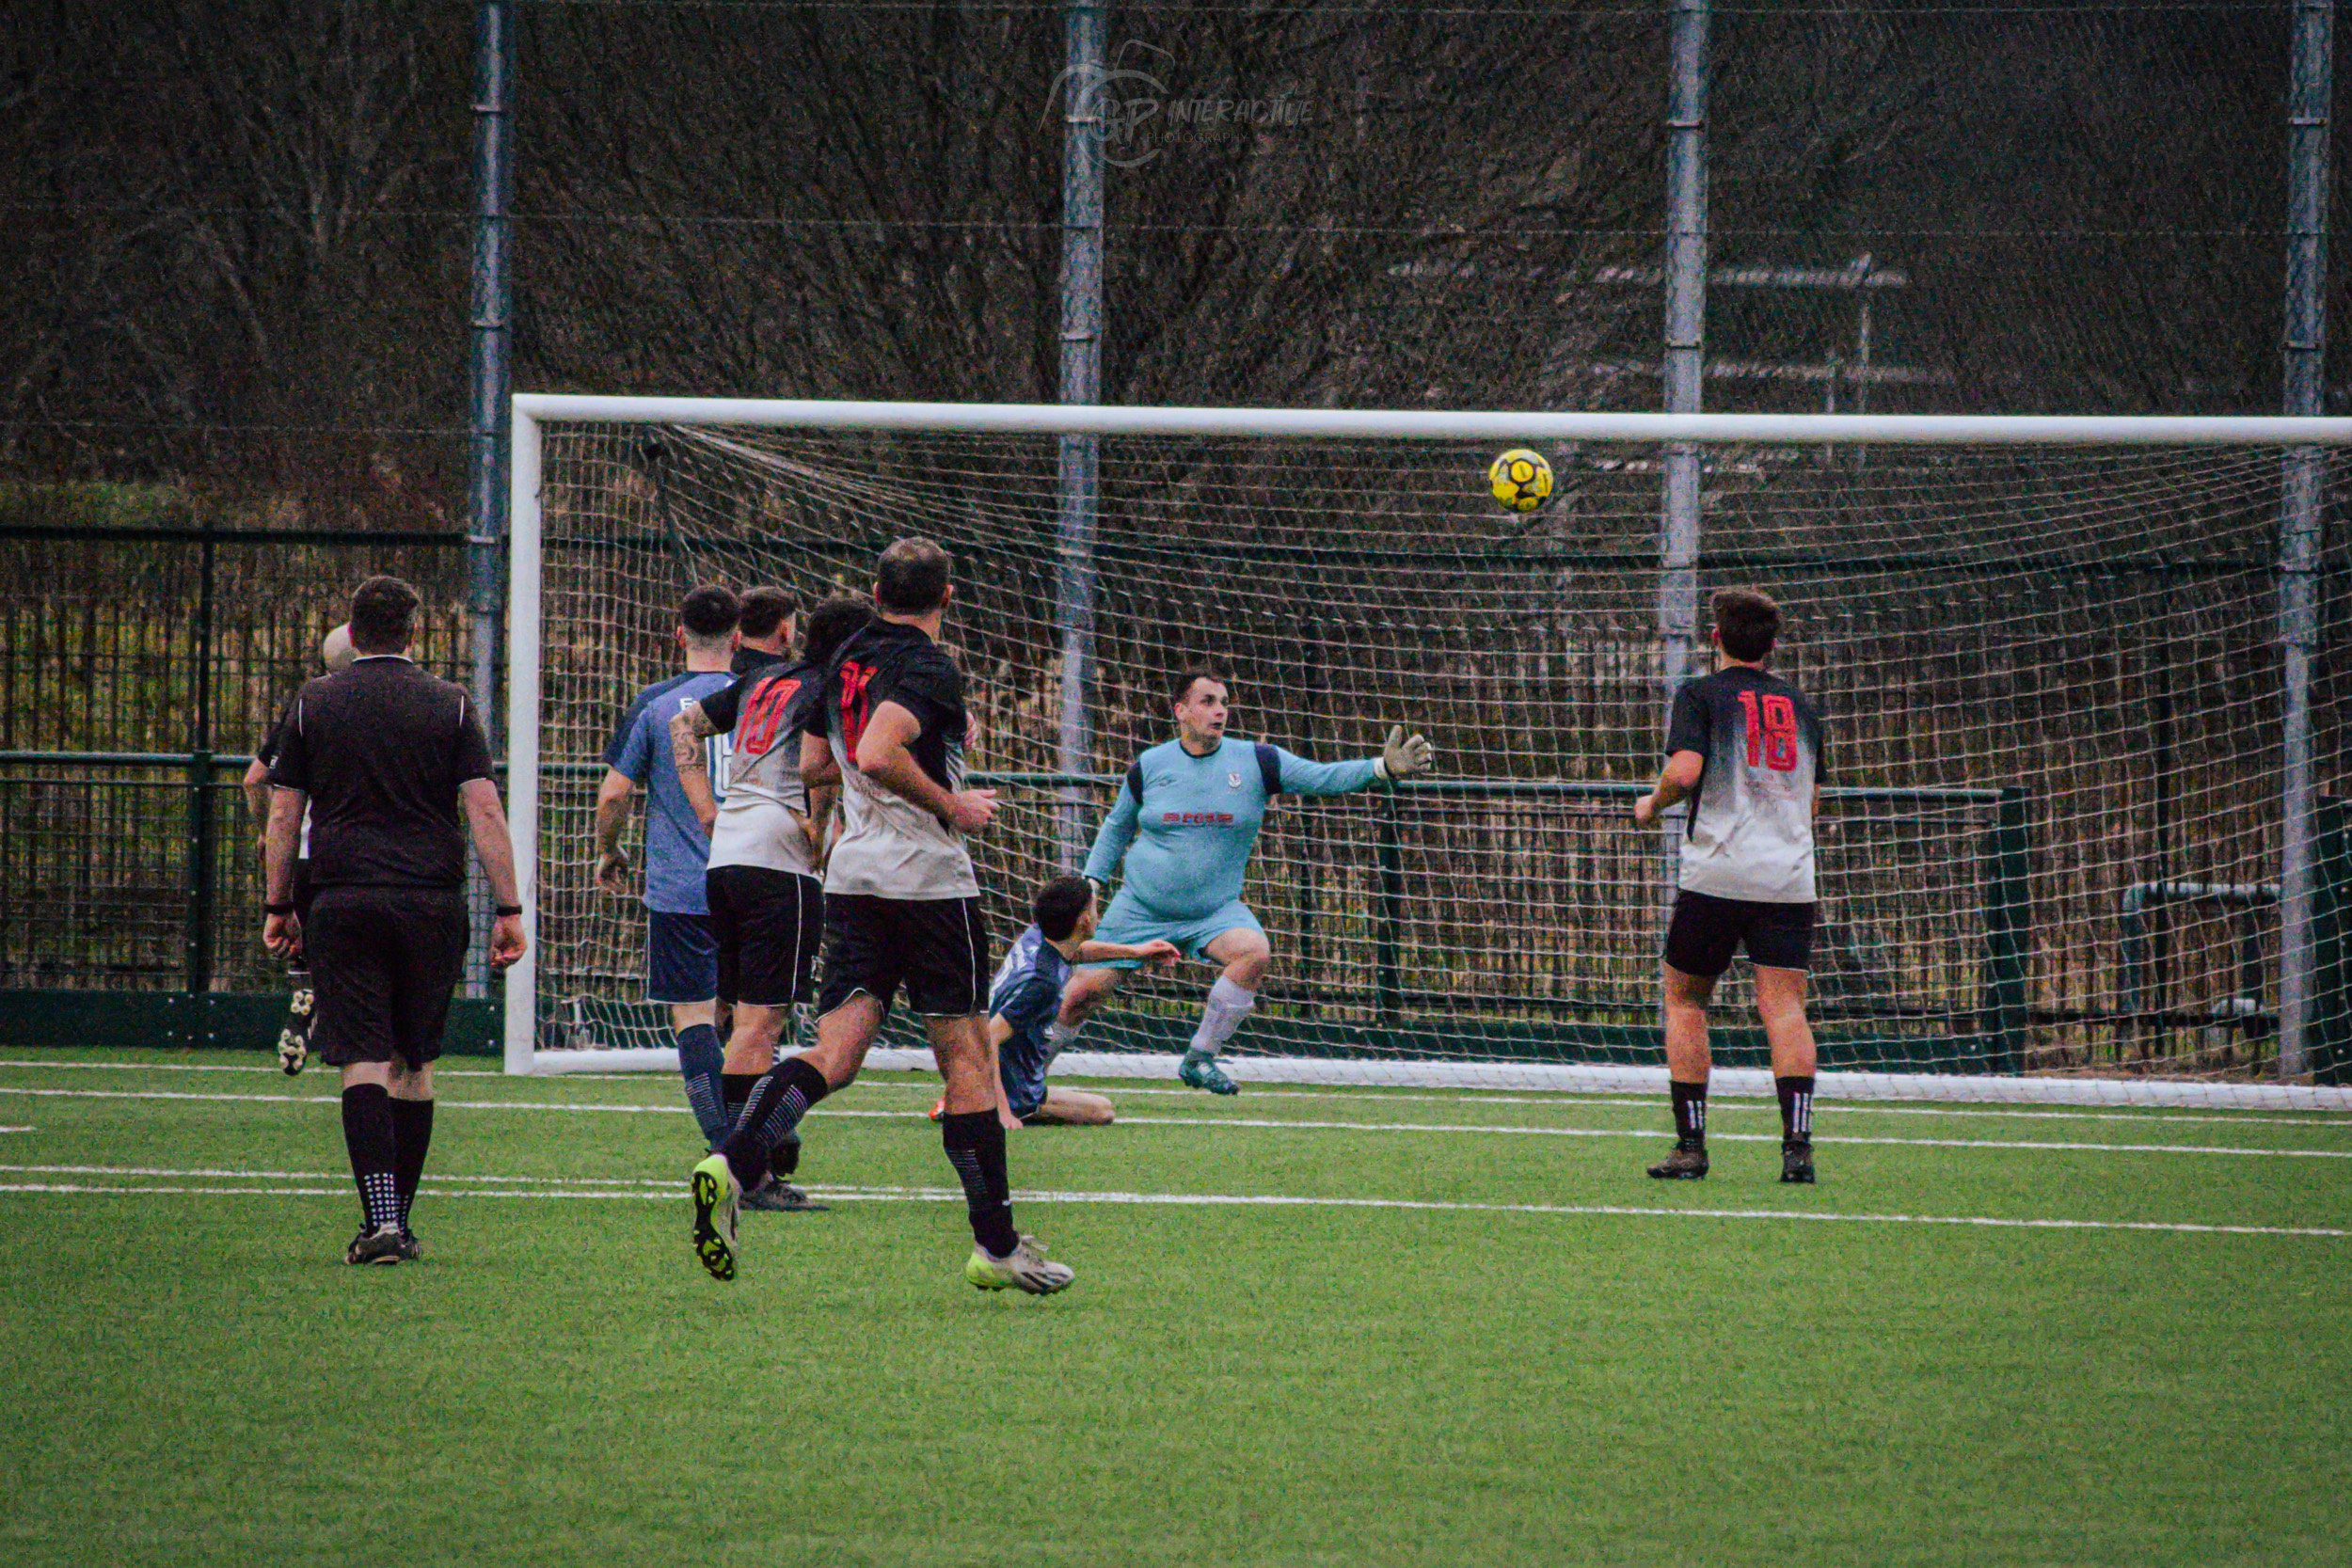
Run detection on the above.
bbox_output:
[2311,795,2351,1084]
[1375,789,1405,1025]
[465,0,514,999]
[1658,0,1709,898]
[1055,0,1105,872]
[1979,785,2032,1074]
[2278,0,2333,1078]
[184,521,217,1005]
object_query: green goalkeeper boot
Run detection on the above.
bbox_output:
[1179,1050,1238,1097]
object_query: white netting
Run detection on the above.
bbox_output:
[519,416,2352,1099]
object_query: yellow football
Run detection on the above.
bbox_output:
[1488,448,1554,513]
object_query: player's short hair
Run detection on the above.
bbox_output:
[875,538,952,614]
[800,592,873,668]
[1034,874,1098,942]
[738,585,799,641]
[1172,660,1232,707]
[348,576,421,654]
[1711,587,1781,662]
[679,584,741,641]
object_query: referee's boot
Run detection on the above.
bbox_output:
[276,971,314,1077]
[1779,1140,1817,1185]
[1645,1140,1709,1180]
[344,1224,405,1266]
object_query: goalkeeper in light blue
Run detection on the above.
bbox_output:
[1065,662,1435,1095]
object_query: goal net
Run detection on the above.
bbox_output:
[505,400,2352,1107]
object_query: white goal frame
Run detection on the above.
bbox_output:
[504,395,2352,1109]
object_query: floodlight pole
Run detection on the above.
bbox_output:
[1659,0,1709,877]
[1056,0,1106,871]
[2279,0,2332,1079]
[463,0,513,1000]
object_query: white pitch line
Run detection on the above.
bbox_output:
[1112,1115,2352,1160]
[8,1056,2348,1130]
[6,1084,2351,1160]
[0,1164,676,1187]
[0,1174,2341,1240]
[0,1057,513,1079]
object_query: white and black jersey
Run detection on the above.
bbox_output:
[818,620,978,901]
[697,660,826,879]
[1664,666,1826,903]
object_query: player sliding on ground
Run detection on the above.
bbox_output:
[930,875,1179,1127]
[1632,587,1825,1184]
[1059,663,1434,1096]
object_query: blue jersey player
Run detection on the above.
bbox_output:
[962,876,1178,1127]
[593,584,742,1149]
[1063,663,1434,1095]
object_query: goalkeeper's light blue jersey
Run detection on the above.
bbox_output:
[1083,736,1380,922]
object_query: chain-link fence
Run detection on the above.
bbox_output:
[1,516,474,998]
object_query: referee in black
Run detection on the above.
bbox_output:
[262,576,527,1265]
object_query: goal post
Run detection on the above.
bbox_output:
[505,395,2352,1109]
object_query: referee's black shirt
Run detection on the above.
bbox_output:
[268,655,495,890]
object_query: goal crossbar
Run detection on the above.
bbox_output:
[512,395,2352,448]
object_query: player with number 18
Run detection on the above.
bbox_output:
[1633,587,1827,1185]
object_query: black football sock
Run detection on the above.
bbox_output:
[1776,1074,1816,1148]
[940,1110,1020,1258]
[341,1084,402,1232]
[721,1055,828,1191]
[1671,1079,1708,1148]
[389,1097,435,1232]
[721,1072,761,1116]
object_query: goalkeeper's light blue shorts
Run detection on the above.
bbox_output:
[1082,892,1263,968]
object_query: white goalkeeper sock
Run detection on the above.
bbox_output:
[1187,977,1256,1057]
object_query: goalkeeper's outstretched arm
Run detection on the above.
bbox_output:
[1273,726,1435,797]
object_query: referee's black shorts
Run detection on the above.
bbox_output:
[305,885,469,1069]
[706,864,824,1008]
[1664,889,1817,978]
[816,894,990,1020]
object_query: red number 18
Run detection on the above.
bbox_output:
[1738,689,1800,772]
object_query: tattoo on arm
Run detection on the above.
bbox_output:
[671,703,716,776]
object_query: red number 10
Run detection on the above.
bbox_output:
[1738,690,1800,772]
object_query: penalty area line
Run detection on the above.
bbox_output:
[0,1174,2341,1240]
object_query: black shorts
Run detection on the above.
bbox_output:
[707,864,824,1008]
[305,885,469,1069]
[644,910,718,1005]
[291,861,316,926]
[1664,890,1817,977]
[816,894,991,1020]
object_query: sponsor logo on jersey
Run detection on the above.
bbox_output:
[1162,811,1236,826]
[1227,772,1242,788]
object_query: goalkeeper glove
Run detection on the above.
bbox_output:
[1374,724,1435,781]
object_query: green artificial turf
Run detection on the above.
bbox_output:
[1,1050,2348,1566]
